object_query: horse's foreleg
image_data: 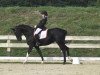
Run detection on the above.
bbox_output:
[23,45,33,64]
[23,52,29,64]
[35,46,44,64]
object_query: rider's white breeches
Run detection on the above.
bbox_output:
[34,28,42,35]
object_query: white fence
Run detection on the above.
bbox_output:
[0,35,100,63]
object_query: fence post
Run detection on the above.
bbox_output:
[7,35,11,56]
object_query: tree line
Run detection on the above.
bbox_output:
[0,0,99,7]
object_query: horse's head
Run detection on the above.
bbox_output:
[11,27,22,41]
[11,24,35,41]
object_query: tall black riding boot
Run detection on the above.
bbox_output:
[35,34,40,46]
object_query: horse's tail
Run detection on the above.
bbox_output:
[62,30,68,43]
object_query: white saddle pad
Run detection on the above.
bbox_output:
[39,29,48,39]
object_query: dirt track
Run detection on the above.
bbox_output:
[0,63,100,75]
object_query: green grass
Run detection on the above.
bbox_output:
[0,48,100,57]
[0,6,100,35]
[0,6,100,57]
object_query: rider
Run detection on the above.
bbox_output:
[34,10,48,46]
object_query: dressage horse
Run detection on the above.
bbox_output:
[11,24,72,64]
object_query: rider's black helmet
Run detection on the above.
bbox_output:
[40,10,48,16]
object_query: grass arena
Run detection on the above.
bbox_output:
[0,62,100,75]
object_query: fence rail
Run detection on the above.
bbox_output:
[0,35,100,63]
[0,35,100,48]
[0,35,100,40]
[0,57,100,63]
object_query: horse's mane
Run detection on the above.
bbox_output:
[16,24,34,31]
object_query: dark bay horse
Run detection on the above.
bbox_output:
[11,24,72,64]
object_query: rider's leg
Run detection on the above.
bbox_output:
[34,28,42,35]
[35,35,41,46]
[34,28,42,46]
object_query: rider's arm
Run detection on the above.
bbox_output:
[36,17,47,28]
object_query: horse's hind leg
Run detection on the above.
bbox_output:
[65,46,73,62]
[57,42,67,64]
[62,44,73,62]
[57,42,72,64]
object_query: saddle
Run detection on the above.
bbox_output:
[34,28,48,40]
[39,29,48,39]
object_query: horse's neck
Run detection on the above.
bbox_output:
[22,28,33,40]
